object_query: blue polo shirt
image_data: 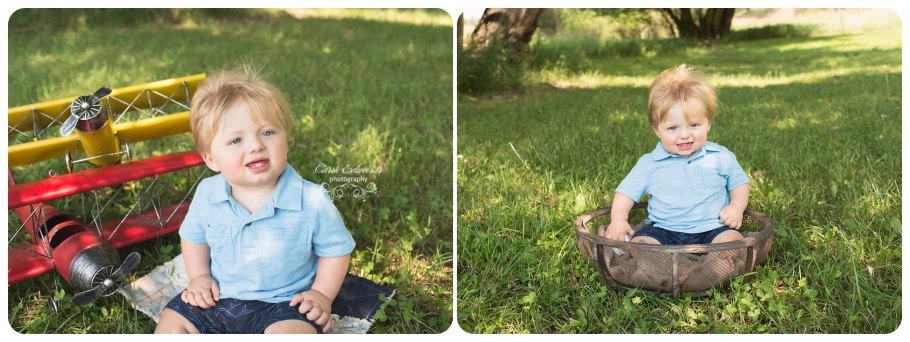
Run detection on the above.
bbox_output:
[179,163,355,303]
[615,141,749,233]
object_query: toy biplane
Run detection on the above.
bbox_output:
[8,74,395,331]
[8,74,209,307]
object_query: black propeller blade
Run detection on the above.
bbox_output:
[110,252,141,282]
[72,282,107,306]
[92,87,112,99]
[71,252,141,306]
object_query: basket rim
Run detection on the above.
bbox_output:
[574,202,775,253]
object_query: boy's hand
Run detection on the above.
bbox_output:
[182,274,220,309]
[290,289,333,333]
[719,205,745,229]
[604,220,635,241]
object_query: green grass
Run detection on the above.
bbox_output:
[8,8,452,334]
[456,29,901,333]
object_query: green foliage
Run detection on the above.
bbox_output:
[531,37,690,72]
[457,43,527,95]
[8,8,452,334]
[537,9,605,36]
[538,9,671,39]
[726,24,816,41]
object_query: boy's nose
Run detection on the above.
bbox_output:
[248,138,265,152]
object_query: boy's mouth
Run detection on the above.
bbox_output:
[246,159,270,172]
[677,142,693,150]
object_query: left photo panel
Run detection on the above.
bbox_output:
[7,8,453,334]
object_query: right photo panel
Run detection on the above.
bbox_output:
[456,8,901,333]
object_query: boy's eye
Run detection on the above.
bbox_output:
[668,126,677,131]
[229,138,242,145]
[262,130,273,136]
[690,123,699,127]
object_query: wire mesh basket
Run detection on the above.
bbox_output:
[575,202,774,298]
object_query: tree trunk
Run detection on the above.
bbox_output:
[661,8,736,39]
[702,8,736,38]
[466,8,544,55]
[678,8,701,38]
[657,9,677,38]
[663,8,699,38]
[718,8,735,37]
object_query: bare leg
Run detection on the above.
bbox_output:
[264,320,318,334]
[711,230,744,244]
[154,308,200,334]
[629,236,659,257]
[628,236,661,286]
[707,230,745,279]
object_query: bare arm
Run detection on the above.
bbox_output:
[719,183,750,229]
[182,239,212,279]
[290,254,351,332]
[604,193,636,240]
[610,192,635,222]
[727,183,750,211]
[310,254,351,301]
[181,239,220,308]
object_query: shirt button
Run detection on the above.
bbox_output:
[244,222,251,227]
[687,161,691,164]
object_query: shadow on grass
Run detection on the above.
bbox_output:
[724,23,816,41]
[8,8,284,32]
[524,33,898,78]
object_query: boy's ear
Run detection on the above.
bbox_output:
[201,152,221,172]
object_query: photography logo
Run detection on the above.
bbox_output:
[316,163,383,201]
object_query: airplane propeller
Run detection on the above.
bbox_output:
[60,87,112,136]
[71,251,140,306]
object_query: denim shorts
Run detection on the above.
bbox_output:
[632,223,733,245]
[164,294,323,334]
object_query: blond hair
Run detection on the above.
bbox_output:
[190,64,293,153]
[647,64,717,128]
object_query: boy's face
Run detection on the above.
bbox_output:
[652,103,711,157]
[201,100,288,190]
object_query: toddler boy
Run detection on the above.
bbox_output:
[604,64,750,276]
[154,66,355,334]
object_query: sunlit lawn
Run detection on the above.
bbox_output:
[457,29,901,333]
[8,8,453,334]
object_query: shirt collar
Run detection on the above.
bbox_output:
[271,163,303,211]
[208,175,232,204]
[650,141,721,161]
[207,163,302,211]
